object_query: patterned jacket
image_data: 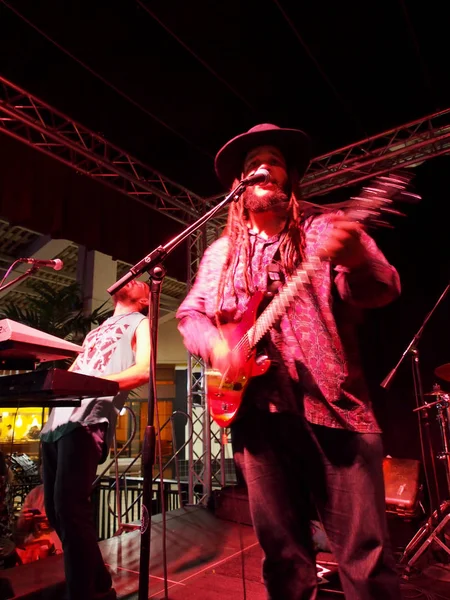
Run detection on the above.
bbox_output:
[176,214,400,432]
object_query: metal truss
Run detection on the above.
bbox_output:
[185,228,208,504]
[185,231,234,507]
[0,76,206,225]
[2,73,450,220]
[301,108,450,197]
[2,73,450,503]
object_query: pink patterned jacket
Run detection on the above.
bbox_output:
[177,214,400,432]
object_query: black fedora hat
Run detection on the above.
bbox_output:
[214,123,311,189]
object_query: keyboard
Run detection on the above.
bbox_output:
[0,368,119,407]
[0,318,82,369]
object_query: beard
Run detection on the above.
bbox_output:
[243,184,289,213]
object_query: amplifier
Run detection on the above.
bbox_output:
[383,457,422,518]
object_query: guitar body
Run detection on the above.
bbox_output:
[207,291,271,427]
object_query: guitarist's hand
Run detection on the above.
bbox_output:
[318,216,368,269]
[210,339,240,380]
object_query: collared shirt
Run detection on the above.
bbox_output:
[176,213,400,433]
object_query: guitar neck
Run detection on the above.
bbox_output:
[237,171,415,353]
[245,257,320,349]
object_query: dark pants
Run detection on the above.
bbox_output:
[41,425,112,600]
[231,410,401,600]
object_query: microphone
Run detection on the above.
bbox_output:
[17,257,64,271]
[240,168,270,187]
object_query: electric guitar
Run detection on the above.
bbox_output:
[207,173,419,427]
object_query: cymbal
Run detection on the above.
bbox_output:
[435,363,450,382]
[424,390,448,396]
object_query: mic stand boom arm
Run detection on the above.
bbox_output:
[107,180,247,600]
[0,265,39,293]
[107,182,247,297]
[380,282,450,390]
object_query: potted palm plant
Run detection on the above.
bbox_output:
[0,280,113,346]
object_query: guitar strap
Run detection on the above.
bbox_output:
[253,245,286,342]
[266,242,285,299]
[260,251,286,363]
[266,261,284,297]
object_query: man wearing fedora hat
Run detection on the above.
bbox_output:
[177,124,401,599]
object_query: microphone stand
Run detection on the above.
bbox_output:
[0,265,39,293]
[107,179,249,600]
[380,281,450,573]
[380,282,450,390]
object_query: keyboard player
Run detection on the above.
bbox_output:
[40,280,151,600]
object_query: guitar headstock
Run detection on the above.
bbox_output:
[343,171,421,228]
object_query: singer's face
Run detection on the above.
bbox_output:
[242,146,289,213]
[113,279,149,310]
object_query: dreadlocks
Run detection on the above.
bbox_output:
[215,169,306,315]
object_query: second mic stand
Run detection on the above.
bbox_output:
[107,179,250,600]
[381,282,450,575]
[0,265,39,293]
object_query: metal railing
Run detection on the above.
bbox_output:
[92,406,193,537]
[92,476,189,540]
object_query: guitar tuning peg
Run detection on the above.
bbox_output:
[382,172,413,185]
[370,219,396,228]
[379,207,406,216]
[399,191,422,203]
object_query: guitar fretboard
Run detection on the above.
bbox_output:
[244,257,321,350]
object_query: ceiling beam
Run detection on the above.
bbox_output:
[21,235,72,263]
[158,311,177,325]
[0,236,74,298]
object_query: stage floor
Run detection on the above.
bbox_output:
[1,506,450,599]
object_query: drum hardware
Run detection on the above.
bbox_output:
[400,384,450,574]
[380,281,450,576]
[437,452,450,460]
[399,500,450,575]
[417,386,450,495]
